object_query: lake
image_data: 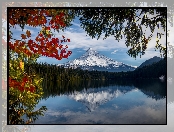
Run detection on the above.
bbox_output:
[33,79,166,124]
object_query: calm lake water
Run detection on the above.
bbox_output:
[33,79,166,124]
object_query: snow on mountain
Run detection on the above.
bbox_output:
[62,48,136,72]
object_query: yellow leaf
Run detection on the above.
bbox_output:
[19,61,24,71]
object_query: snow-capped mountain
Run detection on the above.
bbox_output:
[61,48,137,72]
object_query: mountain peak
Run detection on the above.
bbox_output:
[88,48,93,51]
[86,48,95,53]
[63,49,136,72]
[85,48,98,56]
[138,56,162,69]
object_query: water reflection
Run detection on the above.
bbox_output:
[42,79,166,101]
[33,79,166,124]
[68,87,124,112]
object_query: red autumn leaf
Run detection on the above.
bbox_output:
[54,25,59,29]
[22,77,28,82]
[9,9,72,62]
[46,27,50,30]
[68,51,72,56]
[38,33,43,37]
[21,82,25,87]
[47,34,51,38]
[29,86,35,93]
[67,39,70,42]
[18,86,24,92]
[59,44,63,49]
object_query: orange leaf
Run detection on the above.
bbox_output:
[26,30,31,38]
[21,82,25,87]
[21,34,27,39]
[38,49,42,54]
[19,61,24,69]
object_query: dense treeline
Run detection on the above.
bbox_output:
[121,57,167,79]
[24,58,166,83]
[23,58,166,100]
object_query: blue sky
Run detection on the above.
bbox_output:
[8,9,167,67]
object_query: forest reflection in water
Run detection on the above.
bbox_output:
[34,78,166,124]
[41,79,166,100]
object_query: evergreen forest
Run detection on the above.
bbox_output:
[24,57,167,83]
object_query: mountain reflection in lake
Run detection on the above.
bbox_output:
[33,79,166,124]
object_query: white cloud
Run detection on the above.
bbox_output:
[111,49,118,54]
[35,101,166,124]
[71,21,81,27]
[50,27,129,52]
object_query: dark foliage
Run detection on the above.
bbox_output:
[24,57,166,83]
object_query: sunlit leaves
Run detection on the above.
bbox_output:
[9,76,36,93]
[8,8,72,124]
[8,8,75,31]
[9,17,72,60]
[19,61,24,71]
